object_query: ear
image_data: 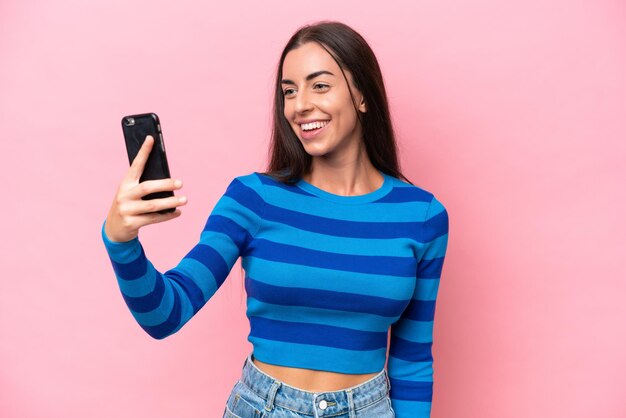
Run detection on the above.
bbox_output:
[359,98,367,113]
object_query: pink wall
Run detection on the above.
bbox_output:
[1,1,625,417]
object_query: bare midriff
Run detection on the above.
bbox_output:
[252,356,381,392]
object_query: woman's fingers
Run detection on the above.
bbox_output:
[127,177,183,201]
[106,190,186,242]
[132,208,183,229]
[126,135,154,183]
[105,135,186,242]
[130,193,188,217]
[120,134,184,202]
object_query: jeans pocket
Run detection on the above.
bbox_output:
[223,381,265,418]
[357,395,395,417]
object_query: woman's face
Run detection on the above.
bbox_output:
[281,42,366,159]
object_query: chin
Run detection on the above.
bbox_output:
[299,137,323,149]
[303,146,334,158]
[301,145,323,156]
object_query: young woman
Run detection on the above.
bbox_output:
[102,21,449,418]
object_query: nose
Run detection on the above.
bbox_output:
[294,88,314,114]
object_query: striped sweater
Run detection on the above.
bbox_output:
[100,169,449,417]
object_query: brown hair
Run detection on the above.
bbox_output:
[261,20,413,185]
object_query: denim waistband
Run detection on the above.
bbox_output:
[238,351,390,416]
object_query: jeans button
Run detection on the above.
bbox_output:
[318,399,328,410]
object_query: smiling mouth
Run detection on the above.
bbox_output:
[299,120,330,139]
[300,119,326,129]
[298,120,330,133]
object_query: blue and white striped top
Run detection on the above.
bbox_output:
[101,169,449,417]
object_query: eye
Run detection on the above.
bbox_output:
[283,83,329,97]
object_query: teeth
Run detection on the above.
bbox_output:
[301,120,329,131]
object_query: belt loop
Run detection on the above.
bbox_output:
[264,380,281,412]
[345,389,356,418]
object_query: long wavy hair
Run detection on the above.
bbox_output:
[260,20,413,184]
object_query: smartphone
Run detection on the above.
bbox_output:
[121,112,175,214]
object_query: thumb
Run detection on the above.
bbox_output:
[128,135,154,182]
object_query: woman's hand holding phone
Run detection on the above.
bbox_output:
[104,135,188,243]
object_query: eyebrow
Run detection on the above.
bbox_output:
[281,70,335,85]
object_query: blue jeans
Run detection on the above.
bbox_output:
[223,352,395,418]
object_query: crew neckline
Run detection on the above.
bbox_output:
[295,169,393,204]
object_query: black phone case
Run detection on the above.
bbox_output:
[121,113,175,214]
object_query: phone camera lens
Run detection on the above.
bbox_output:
[124,117,135,126]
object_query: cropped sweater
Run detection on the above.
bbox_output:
[100,169,449,417]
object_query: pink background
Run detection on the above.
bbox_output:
[1,1,625,417]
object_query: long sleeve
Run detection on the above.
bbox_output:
[100,174,265,339]
[387,195,449,417]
